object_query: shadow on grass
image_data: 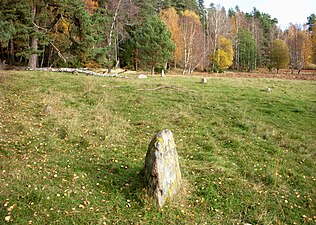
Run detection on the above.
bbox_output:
[91,161,146,204]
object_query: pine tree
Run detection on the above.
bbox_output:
[237,28,257,71]
[0,0,34,66]
[171,0,199,13]
[307,14,316,32]
[312,22,316,64]
[134,15,175,74]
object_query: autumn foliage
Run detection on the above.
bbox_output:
[270,39,290,73]
[160,7,184,67]
[211,36,234,72]
[83,0,98,14]
[0,0,315,72]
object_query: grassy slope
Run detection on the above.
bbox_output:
[0,71,315,224]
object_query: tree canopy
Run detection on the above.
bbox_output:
[270,39,290,73]
[0,1,315,73]
[237,29,257,71]
[133,15,175,74]
[211,36,234,72]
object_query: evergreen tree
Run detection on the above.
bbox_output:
[307,14,316,32]
[311,21,316,64]
[171,0,199,13]
[0,0,34,66]
[133,15,175,74]
[237,28,257,71]
[197,0,206,23]
[245,8,279,68]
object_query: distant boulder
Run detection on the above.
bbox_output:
[138,74,147,79]
[201,77,208,84]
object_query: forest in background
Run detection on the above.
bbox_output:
[0,0,316,74]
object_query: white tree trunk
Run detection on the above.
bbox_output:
[107,0,122,73]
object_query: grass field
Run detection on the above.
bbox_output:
[0,71,315,224]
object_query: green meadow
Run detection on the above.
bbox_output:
[0,71,315,224]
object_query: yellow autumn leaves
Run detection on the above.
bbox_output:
[160,7,234,73]
[211,36,234,72]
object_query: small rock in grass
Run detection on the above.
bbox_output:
[42,105,53,114]
[138,74,147,79]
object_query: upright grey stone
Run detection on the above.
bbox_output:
[201,77,207,84]
[144,129,182,207]
[161,70,165,78]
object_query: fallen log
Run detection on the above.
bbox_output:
[28,67,128,78]
[138,85,196,92]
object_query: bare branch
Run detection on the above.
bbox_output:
[49,41,67,63]
[32,22,48,33]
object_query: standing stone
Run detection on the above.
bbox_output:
[161,70,165,78]
[201,77,207,84]
[144,129,182,207]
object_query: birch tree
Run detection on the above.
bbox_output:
[270,39,290,73]
[180,10,204,74]
[206,4,229,71]
[286,24,309,69]
[211,36,234,72]
[104,0,139,72]
[160,7,184,68]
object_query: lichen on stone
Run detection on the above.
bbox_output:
[144,129,182,207]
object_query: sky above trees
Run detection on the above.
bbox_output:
[205,0,316,29]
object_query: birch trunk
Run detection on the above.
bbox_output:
[107,0,122,73]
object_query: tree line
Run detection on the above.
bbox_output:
[0,0,315,74]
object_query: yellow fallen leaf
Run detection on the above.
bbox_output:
[5,215,11,222]
[7,204,16,212]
